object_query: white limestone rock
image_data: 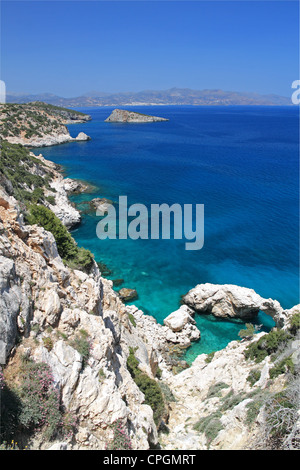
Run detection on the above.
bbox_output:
[0,256,21,362]
[164,305,195,332]
[183,283,285,325]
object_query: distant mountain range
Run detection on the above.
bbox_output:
[6,88,292,107]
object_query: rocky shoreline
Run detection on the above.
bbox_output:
[0,102,91,148]
[5,130,91,148]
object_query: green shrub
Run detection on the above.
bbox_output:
[0,359,78,447]
[158,382,177,403]
[26,204,94,273]
[17,361,61,440]
[66,247,95,273]
[205,351,215,364]
[193,411,223,446]
[0,141,49,203]
[289,312,300,335]
[126,347,165,426]
[238,323,255,339]
[45,195,56,205]
[69,331,92,368]
[220,390,244,412]
[244,329,290,363]
[128,313,136,327]
[269,356,295,379]
[206,382,230,399]
[245,397,266,427]
[247,369,261,386]
[42,337,54,352]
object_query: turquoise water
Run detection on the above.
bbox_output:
[34,105,299,363]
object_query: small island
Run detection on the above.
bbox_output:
[105,108,169,123]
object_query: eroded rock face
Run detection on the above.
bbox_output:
[182,283,289,326]
[0,256,21,361]
[164,305,195,332]
[159,334,269,450]
[125,304,200,373]
[0,189,157,449]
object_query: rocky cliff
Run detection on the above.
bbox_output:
[0,185,160,449]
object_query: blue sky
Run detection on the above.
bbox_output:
[1,1,299,97]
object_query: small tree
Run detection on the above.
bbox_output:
[238,323,256,339]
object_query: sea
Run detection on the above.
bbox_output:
[34,105,300,363]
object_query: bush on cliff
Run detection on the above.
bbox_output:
[0,357,77,447]
[127,347,165,426]
[0,140,50,203]
[244,329,291,363]
[26,204,94,273]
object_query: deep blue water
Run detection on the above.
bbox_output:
[34,105,299,362]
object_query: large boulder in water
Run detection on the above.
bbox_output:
[164,305,195,332]
[182,283,288,326]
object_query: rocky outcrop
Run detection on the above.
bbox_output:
[182,283,291,326]
[125,304,200,375]
[48,178,81,228]
[31,153,83,229]
[105,109,169,123]
[0,188,158,449]
[163,305,200,346]
[0,102,91,147]
[159,331,299,450]
[6,130,91,148]
[74,132,91,142]
[62,178,90,195]
[118,288,138,302]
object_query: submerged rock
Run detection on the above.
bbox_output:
[90,198,114,213]
[118,288,138,302]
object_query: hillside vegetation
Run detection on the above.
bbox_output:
[0,102,91,143]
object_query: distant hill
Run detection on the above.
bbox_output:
[6,88,292,107]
